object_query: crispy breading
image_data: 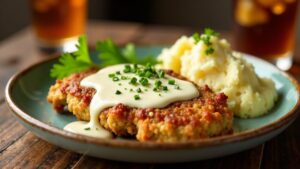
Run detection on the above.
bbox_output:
[47,69,233,142]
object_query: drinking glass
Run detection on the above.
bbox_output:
[232,0,299,70]
[29,0,87,54]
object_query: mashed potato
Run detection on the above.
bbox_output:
[157,34,277,118]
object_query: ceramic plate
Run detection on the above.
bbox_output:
[5,47,300,163]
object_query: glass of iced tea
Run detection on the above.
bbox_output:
[232,0,298,70]
[29,0,87,54]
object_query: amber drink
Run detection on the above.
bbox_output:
[232,0,298,70]
[29,0,87,53]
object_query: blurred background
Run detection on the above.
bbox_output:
[0,0,299,69]
[0,0,233,41]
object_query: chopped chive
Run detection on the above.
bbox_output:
[139,78,149,86]
[116,71,121,75]
[162,86,168,91]
[130,88,133,92]
[205,47,214,55]
[157,70,165,78]
[129,77,137,85]
[168,79,175,85]
[155,80,162,88]
[145,71,153,78]
[118,83,122,86]
[136,88,142,93]
[175,85,180,90]
[134,95,140,100]
[108,73,115,78]
[153,87,159,92]
[123,65,131,73]
[115,90,122,95]
[112,77,119,81]
[121,76,127,80]
[84,127,90,130]
[193,33,201,44]
[137,70,145,77]
[159,93,162,96]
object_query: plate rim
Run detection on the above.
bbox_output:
[5,54,300,150]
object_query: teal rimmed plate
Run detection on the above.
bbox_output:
[5,47,300,163]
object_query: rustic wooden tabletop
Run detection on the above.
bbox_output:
[0,21,299,169]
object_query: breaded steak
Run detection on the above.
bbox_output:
[48,69,233,142]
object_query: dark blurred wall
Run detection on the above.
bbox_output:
[0,0,233,41]
[0,0,30,41]
[9,0,300,41]
[89,0,233,29]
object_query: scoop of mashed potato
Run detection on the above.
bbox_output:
[157,35,277,118]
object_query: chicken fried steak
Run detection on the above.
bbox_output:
[48,69,233,142]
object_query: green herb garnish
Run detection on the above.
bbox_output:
[113,77,119,81]
[155,80,162,88]
[139,78,149,86]
[50,36,95,79]
[134,95,140,100]
[205,46,215,55]
[192,28,219,56]
[108,73,115,78]
[84,127,91,130]
[50,36,158,79]
[96,40,157,67]
[157,70,165,78]
[115,90,122,95]
[193,33,201,44]
[168,79,175,85]
[136,88,142,93]
[129,77,137,85]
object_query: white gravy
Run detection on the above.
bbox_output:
[64,64,199,138]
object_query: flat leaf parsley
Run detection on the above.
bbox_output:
[50,36,94,79]
[96,39,157,67]
[50,36,158,79]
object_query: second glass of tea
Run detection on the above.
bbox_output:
[29,0,87,54]
[232,0,298,70]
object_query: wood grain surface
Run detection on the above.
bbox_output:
[0,21,299,169]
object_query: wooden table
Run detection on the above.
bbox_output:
[0,21,299,169]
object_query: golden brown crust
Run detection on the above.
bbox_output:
[47,69,233,142]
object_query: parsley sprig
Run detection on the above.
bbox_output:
[50,36,95,79]
[96,39,157,67]
[50,36,157,79]
[193,28,219,56]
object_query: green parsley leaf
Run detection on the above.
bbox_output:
[74,36,92,63]
[96,39,127,67]
[96,39,158,67]
[50,36,94,79]
[50,53,93,79]
[50,36,158,80]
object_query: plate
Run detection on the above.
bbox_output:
[5,47,300,163]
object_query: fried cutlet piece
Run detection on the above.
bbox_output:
[48,69,233,142]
